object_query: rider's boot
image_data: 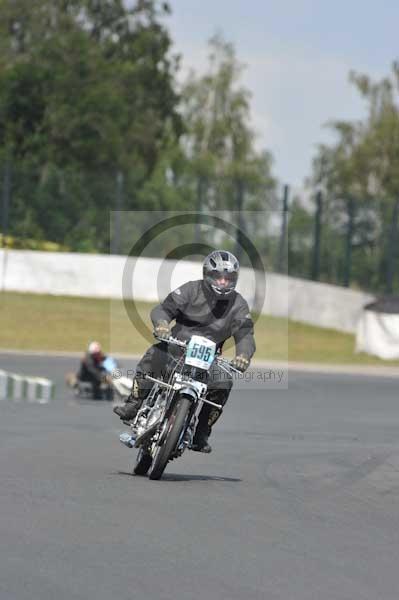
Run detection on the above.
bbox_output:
[192,391,226,453]
[191,423,212,453]
[113,377,146,421]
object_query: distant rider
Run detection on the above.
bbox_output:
[113,250,256,453]
[77,341,107,400]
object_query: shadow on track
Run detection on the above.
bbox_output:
[163,473,242,483]
[115,471,241,483]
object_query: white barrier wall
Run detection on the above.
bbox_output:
[0,249,373,333]
[278,274,373,334]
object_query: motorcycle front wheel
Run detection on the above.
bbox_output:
[133,447,153,476]
[148,396,191,481]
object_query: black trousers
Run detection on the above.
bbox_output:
[77,366,102,399]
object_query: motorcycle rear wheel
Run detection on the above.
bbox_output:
[148,396,191,481]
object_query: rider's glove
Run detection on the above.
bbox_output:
[153,320,171,341]
[231,354,250,372]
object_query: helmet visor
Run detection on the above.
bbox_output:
[206,270,238,294]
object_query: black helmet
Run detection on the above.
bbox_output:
[203,250,239,296]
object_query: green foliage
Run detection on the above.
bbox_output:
[0,0,183,251]
[0,14,278,261]
[0,234,69,251]
[1,0,398,299]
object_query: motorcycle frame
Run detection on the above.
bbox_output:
[131,345,222,456]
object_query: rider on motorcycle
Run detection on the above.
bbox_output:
[77,341,107,399]
[113,250,256,452]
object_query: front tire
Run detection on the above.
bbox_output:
[133,448,152,476]
[148,396,191,480]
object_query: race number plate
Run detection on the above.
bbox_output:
[185,336,216,370]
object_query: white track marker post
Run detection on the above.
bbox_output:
[0,371,55,403]
[0,370,8,399]
[26,378,39,403]
[35,378,54,404]
[10,373,25,402]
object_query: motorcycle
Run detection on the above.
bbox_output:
[65,356,132,401]
[118,334,240,480]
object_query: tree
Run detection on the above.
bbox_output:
[307,109,380,290]
[320,121,372,286]
[181,34,277,262]
[349,64,399,293]
[0,0,183,250]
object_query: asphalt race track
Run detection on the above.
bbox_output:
[1,352,399,600]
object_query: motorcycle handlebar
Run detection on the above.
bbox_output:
[154,334,242,373]
[165,335,187,348]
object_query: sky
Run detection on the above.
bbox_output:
[165,0,399,190]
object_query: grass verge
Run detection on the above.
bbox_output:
[0,291,398,366]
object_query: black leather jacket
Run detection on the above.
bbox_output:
[151,280,256,359]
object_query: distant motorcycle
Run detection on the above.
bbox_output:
[65,356,132,401]
[118,335,240,480]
